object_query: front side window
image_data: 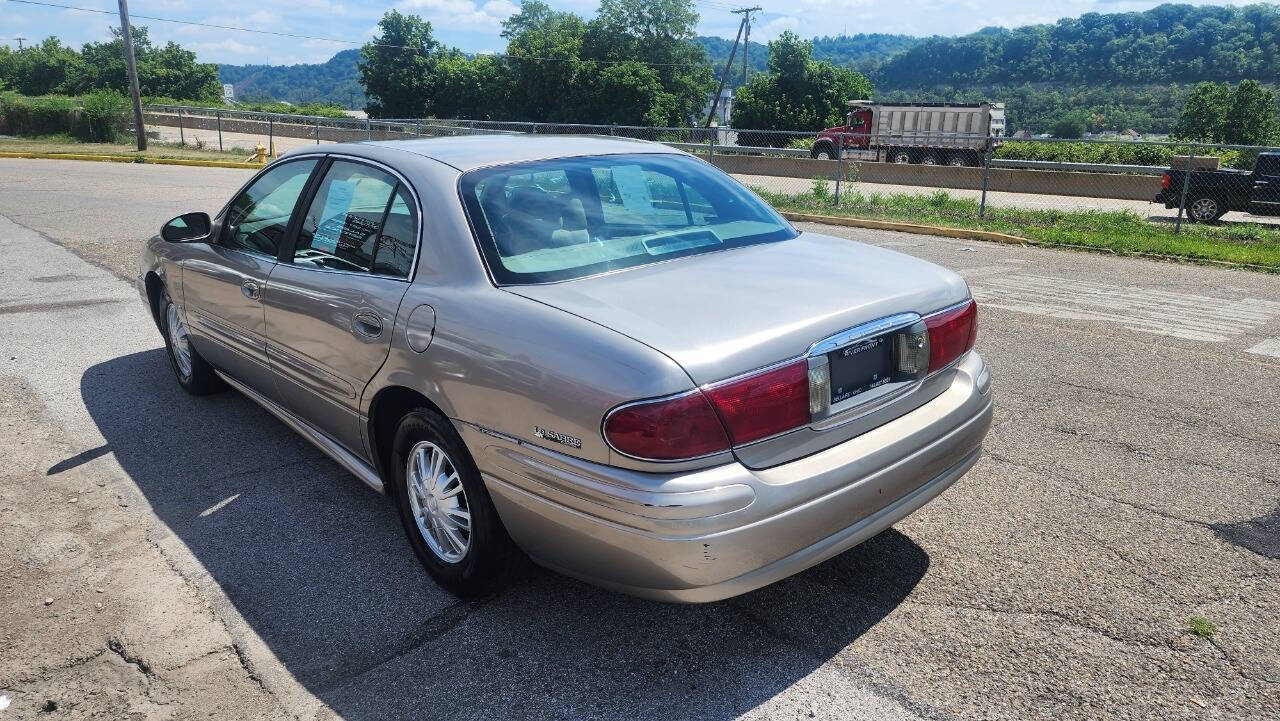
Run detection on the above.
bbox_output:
[461,153,796,284]
[221,158,318,257]
[292,160,417,278]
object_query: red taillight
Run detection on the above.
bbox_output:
[925,300,978,372]
[704,359,810,445]
[603,391,730,460]
[1161,172,1171,190]
[603,358,812,459]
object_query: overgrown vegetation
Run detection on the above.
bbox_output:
[995,140,1246,170]
[0,90,127,142]
[755,183,1280,271]
[143,96,349,117]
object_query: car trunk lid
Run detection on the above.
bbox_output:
[506,231,970,387]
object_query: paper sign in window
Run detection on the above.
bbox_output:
[612,165,655,212]
[312,180,355,253]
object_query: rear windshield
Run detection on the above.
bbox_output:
[459,153,797,284]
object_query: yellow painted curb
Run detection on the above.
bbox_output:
[781,211,1036,246]
[0,150,263,169]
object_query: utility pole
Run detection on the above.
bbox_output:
[705,15,746,128]
[732,7,761,86]
[15,36,25,50]
[117,0,147,151]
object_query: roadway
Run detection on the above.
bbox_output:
[1,157,1277,720]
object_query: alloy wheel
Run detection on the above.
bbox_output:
[1189,198,1219,222]
[165,302,193,379]
[405,440,472,563]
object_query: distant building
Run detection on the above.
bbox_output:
[1011,129,1032,139]
[703,88,734,127]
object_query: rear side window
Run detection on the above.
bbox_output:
[221,159,318,257]
[1257,155,1280,177]
[292,160,418,278]
[373,187,418,277]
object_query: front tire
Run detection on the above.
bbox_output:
[811,143,835,160]
[392,409,520,598]
[160,292,223,395]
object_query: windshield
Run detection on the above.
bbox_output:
[459,153,797,284]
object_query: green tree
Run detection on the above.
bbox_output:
[1049,113,1087,139]
[358,11,443,118]
[1173,79,1278,145]
[500,1,587,122]
[63,27,218,100]
[731,31,874,141]
[579,0,712,125]
[431,52,511,120]
[1172,82,1232,141]
[1222,79,1279,145]
[0,37,82,96]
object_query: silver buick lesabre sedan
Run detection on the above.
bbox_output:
[138,135,992,602]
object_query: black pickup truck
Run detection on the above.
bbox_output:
[1155,151,1280,222]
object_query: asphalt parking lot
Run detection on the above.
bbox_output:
[1,157,1278,720]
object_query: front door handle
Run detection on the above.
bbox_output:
[241,279,261,300]
[353,311,383,338]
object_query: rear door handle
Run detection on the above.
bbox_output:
[241,279,261,300]
[353,311,383,338]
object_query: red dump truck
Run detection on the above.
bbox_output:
[811,101,1006,166]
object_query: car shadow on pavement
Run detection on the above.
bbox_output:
[81,349,931,721]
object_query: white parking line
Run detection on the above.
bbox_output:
[1246,338,1280,358]
[971,273,1280,343]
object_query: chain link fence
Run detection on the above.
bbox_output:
[142,104,1280,234]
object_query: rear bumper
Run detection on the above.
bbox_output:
[1154,189,1178,208]
[464,351,993,603]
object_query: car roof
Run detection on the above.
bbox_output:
[354,134,675,172]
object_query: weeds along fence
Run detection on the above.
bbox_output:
[139,104,1280,233]
[0,92,131,142]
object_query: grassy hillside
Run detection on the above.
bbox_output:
[869,3,1279,88]
[218,49,364,108]
[698,33,918,86]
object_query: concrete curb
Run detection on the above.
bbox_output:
[781,212,1036,246]
[0,150,263,169]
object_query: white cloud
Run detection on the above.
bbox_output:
[397,0,519,31]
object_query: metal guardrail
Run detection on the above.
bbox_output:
[989,159,1167,175]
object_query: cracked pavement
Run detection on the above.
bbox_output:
[0,158,1277,720]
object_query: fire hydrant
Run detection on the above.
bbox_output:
[252,143,267,164]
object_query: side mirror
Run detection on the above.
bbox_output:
[161,212,212,242]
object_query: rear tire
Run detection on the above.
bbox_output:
[1186,194,1225,223]
[391,409,521,598]
[888,148,913,164]
[921,153,941,166]
[159,292,223,395]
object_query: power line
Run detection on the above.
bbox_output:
[5,0,725,68]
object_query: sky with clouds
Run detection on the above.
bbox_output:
[0,0,1260,66]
